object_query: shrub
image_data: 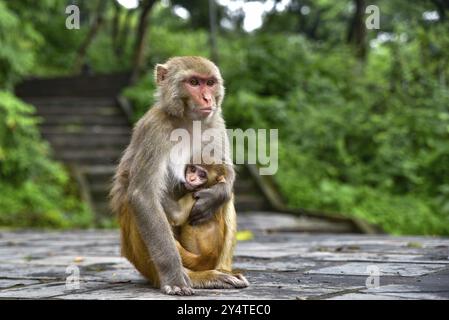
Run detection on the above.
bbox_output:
[0,91,92,228]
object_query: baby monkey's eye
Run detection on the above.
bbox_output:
[206,79,215,86]
[189,78,200,86]
[198,171,207,179]
[190,166,196,173]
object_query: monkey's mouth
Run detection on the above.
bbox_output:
[184,182,196,191]
[197,107,214,116]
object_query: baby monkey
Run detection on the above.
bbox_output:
[169,164,226,226]
[168,164,230,271]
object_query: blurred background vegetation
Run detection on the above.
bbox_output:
[0,0,448,234]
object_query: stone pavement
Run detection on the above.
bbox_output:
[0,212,448,300]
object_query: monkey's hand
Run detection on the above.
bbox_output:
[189,183,230,225]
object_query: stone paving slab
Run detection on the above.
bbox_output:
[0,212,448,300]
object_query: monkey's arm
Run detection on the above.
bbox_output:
[165,193,195,226]
[189,165,235,225]
[127,131,192,294]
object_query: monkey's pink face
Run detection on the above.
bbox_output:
[184,74,218,118]
[184,165,208,191]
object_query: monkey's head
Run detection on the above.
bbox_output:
[154,56,225,120]
[184,164,226,191]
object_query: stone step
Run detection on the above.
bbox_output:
[25,97,117,107]
[57,149,122,165]
[83,165,117,174]
[234,179,258,194]
[36,106,122,116]
[92,201,113,219]
[90,185,110,202]
[15,73,130,97]
[40,126,131,135]
[235,194,271,212]
[41,115,129,126]
[43,134,130,148]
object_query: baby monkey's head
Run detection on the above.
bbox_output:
[184,164,226,191]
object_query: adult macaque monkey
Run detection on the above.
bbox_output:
[110,56,248,295]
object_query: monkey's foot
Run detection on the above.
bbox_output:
[161,271,194,295]
[161,284,194,296]
[189,270,250,289]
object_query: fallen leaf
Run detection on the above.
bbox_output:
[73,256,84,263]
[236,230,254,241]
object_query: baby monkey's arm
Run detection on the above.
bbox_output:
[163,196,188,227]
[166,169,226,226]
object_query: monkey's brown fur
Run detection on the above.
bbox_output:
[176,194,234,271]
[117,186,243,289]
[110,57,248,294]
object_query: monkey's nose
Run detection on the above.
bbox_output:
[202,93,212,105]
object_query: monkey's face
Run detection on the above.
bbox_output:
[183,75,218,119]
[154,57,224,119]
[184,165,208,191]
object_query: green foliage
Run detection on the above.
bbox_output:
[146,26,210,69]
[122,73,156,121]
[3,0,448,234]
[0,1,42,88]
[220,27,449,235]
[0,91,93,228]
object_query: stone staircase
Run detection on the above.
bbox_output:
[16,74,272,223]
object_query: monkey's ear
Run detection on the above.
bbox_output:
[155,64,168,85]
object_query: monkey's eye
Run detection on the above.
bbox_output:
[198,171,206,179]
[190,166,196,173]
[189,78,200,86]
[206,79,215,86]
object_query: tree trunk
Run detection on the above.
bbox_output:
[208,0,219,64]
[347,0,367,59]
[73,0,108,73]
[112,1,121,57]
[431,0,448,22]
[130,0,157,83]
[116,8,135,60]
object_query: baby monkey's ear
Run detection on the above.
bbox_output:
[216,176,226,183]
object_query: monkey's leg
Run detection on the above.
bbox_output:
[118,205,159,286]
[215,196,236,271]
[214,196,249,286]
[176,230,221,271]
[181,199,248,289]
[176,241,210,271]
